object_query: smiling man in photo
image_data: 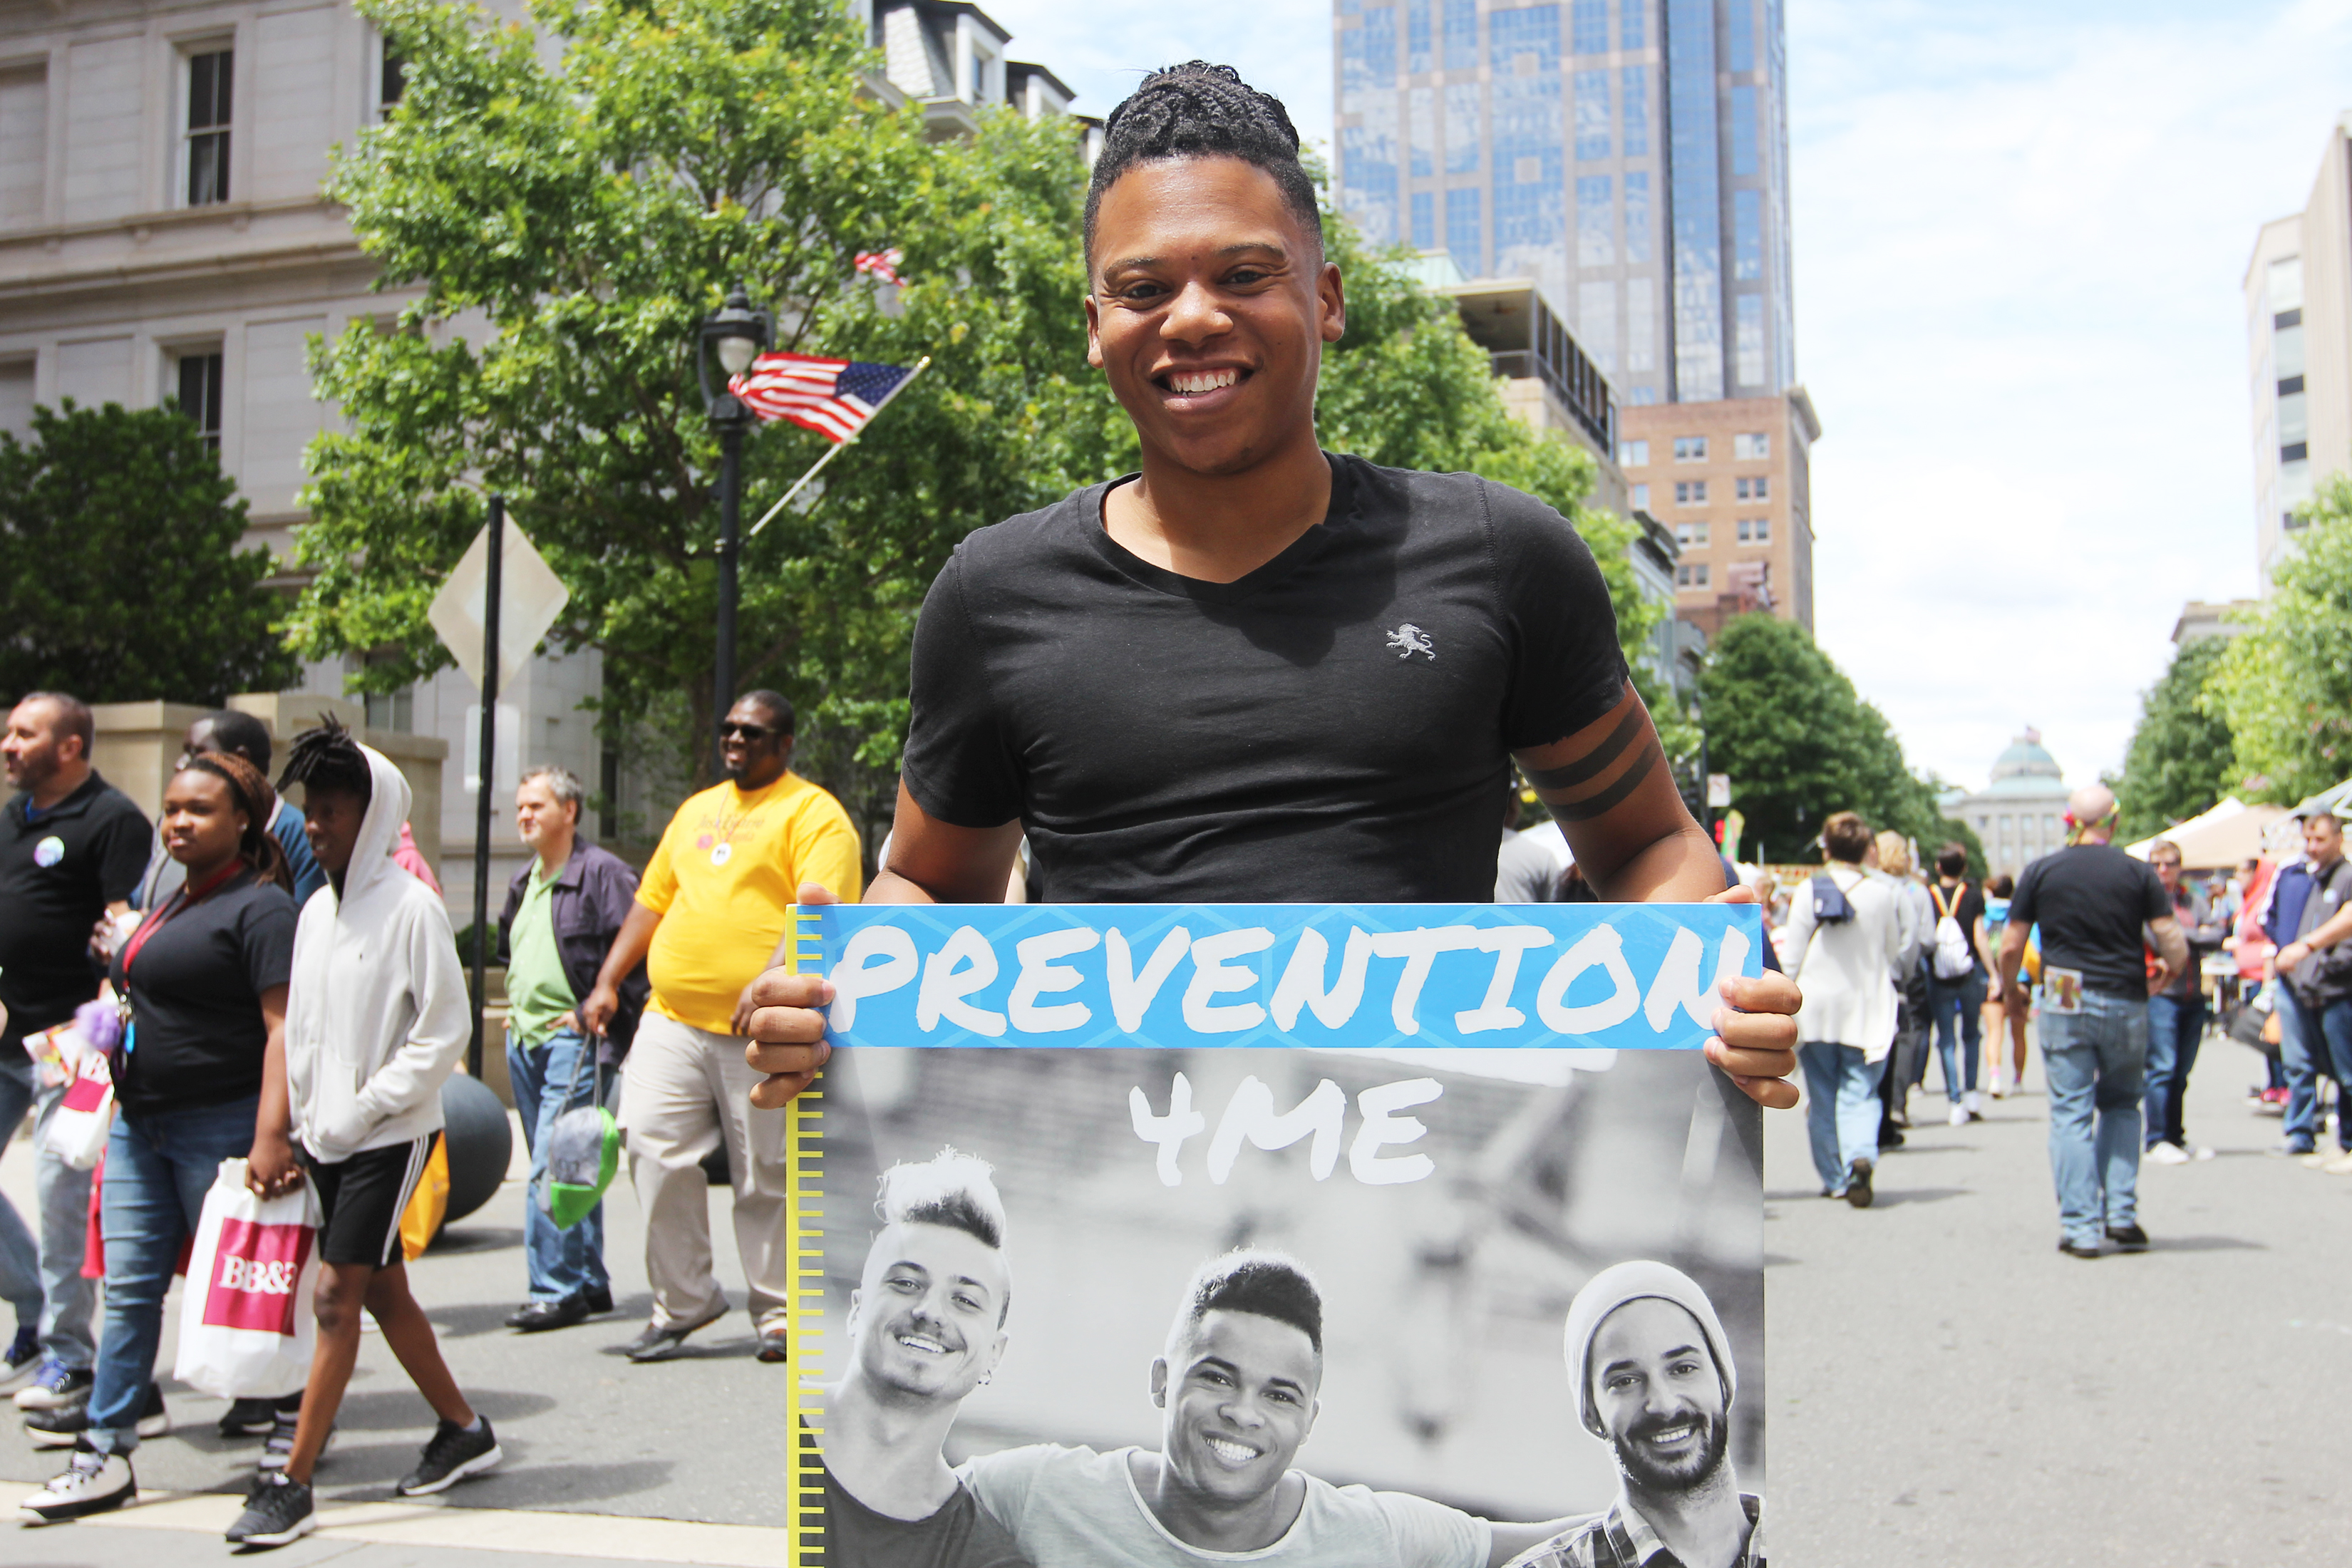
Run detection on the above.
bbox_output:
[1507,1262,1760,1568]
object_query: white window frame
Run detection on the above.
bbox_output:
[175,37,237,210]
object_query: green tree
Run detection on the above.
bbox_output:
[2112,634,2236,838]
[2209,474,2352,805]
[0,402,298,704]
[1697,613,1983,870]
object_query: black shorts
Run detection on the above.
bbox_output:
[304,1135,437,1269]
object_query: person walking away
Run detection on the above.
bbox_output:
[225,720,495,1549]
[138,711,326,913]
[1780,813,1902,1207]
[1979,875,2027,1095]
[497,765,644,1331]
[579,691,861,1364]
[17,753,301,1520]
[1924,844,1997,1127]
[2143,840,2227,1164]
[2269,810,2352,1173]
[1869,832,1931,1147]
[1997,785,2186,1258]
[0,694,149,1411]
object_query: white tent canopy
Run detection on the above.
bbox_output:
[2125,797,2289,870]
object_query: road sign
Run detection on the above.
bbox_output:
[428,515,569,696]
[1707,773,1732,809]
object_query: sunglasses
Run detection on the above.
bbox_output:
[720,721,775,741]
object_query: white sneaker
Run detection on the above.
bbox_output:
[19,1449,134,1524]
[2145,1141,2192,1165]
[2192,1145,2217,1162]
[1947,1104,1969,1127]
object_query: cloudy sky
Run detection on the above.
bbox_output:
[982,0,2352,791]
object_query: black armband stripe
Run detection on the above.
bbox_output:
[1539,739,1659,823]
[1525,703,1646,792]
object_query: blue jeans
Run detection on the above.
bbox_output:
[2276,986,2352,1152]
[2143,993,2205,1150]
[0,1059,95,1365]
[88,1095,259,1455]
[2040,991,2147,1246]
[1798,1041,1882,1192]
[1928,971,1988,1101]
[508,1028,609,1304]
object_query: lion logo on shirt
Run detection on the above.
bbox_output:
[1385,623,1436,661]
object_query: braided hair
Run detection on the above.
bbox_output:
[178,750,293,892]
[1083,63,1322,264]
[277,714,372,805]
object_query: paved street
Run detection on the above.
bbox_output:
[4,1029,2348,1566]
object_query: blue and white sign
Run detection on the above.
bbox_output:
[810,903,1761,1052]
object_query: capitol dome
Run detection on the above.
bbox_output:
[1984,727,2064,795]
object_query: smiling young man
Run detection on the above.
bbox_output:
[1507,1262,1760,1568]
[960,1251,1572,1568]
[814,1151,1030,1568]
[741,63,1799,1108]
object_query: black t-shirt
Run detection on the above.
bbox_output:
[901,455,1627,902]
[1931,878,1987,975]
[110,873,298,1117]
[813,1457,1033,1568]
[0,771,152,1046]
[2010,845,2169,998]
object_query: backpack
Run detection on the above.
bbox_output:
[1810,872,1855,924]
[1929,881,1974,981]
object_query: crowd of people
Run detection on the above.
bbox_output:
[1765,780,2352,1259]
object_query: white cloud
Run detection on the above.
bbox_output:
[1790,0,2352,790]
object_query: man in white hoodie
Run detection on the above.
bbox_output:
[225,719,497,1549]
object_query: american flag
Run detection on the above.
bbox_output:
[729,352,917,444]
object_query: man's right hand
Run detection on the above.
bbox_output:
[745,882,840,1108]
[580,982,621,1037]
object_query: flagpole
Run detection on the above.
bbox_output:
[747,355,931,539]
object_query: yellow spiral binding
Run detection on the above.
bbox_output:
[786,905,827,1567]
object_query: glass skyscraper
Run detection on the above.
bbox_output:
[1336,0,1796,406]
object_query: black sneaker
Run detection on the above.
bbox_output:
[584,1285,614,1315]
[27,1383,165,1450]
[2058,1237,2102,1259]
[18,1445,135,1524]
[257,1406,334,1473]
[2105,1222,2150,1252]
[220,1396,279,1437]
[225,1470,315,1547]
[395,1418,501,1496]
[1843,1157,1874,1209]
[1,1326,38,1385]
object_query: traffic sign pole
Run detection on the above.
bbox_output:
[468,497,503,1082]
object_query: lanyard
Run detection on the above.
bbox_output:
[122,860,244,974]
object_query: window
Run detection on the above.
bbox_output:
[1571,0,1608,53]
[1620,0,1645,49]
[971,49,987,100]
[185,48,232,206]
[1630,483,1649,510]
[1675,562,1711,589]
[2268,255,2304,314]
[1733,431,1769,459]
[1673,435,1706,462]
[2276,321,2306,384]
[364,688,414,733]
[379,48,406,118]
[1673,480,1707,505]
[173,351,224,450]
[1576,176,1612,264]
[1574,71,1610,160]
[1676,521,1709,547]
[1732,188,1760,279]
[1623,169,1651,262]
[1736,517,1769,543]
[1619,439,1649,467]
[1728,84,1757,175]
[1621,66,1648,158]
[1735,475,1769,501]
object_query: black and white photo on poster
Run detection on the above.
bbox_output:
[796,1043,1764,1568]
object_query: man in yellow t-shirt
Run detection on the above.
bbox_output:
[582,691,861,1363]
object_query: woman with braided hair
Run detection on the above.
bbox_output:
[748,58,1802,1109]
[19,751,302,1520]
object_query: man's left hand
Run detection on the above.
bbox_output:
[2278,939,2311,975]
[1705,884,1800,1110]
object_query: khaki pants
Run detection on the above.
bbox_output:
[617,1011,793,1331]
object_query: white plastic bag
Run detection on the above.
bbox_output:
[41,1052,114,1170]
[174,1159,321,1400]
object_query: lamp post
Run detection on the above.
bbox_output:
[697,283,769,775]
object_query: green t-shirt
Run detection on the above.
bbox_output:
[507,860,577,1045]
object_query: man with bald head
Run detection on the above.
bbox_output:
[1998,785,2187,1258]
[1507,1261,1758,1568]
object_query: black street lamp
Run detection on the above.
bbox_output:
[697,282,770,773]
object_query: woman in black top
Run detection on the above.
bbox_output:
[19,751,299,1521]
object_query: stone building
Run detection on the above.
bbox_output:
[1941,728,2072,880]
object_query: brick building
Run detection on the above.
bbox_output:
[1616,385,1817,636]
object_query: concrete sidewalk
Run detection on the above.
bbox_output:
[1766,1027,2346,1567]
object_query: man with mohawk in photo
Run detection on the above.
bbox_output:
[810,1148,1031,1567]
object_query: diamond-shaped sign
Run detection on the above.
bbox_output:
[428,516,570,695]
